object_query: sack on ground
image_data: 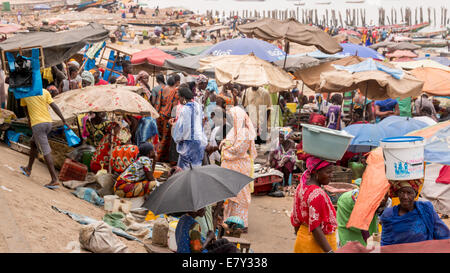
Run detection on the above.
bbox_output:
[152,218,168,247]
[96,173,115,197]
[79,222,129,253]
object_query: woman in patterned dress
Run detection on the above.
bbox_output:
[113,143,157,198]
[154,74,180,163]
[219,106,257,231]
[290,156,337,253]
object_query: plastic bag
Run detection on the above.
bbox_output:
[64,125,81,147]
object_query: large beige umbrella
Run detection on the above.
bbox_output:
[318,69,424,100]
[237,18,342,54]
[198,54,296,92]
[294,56,365,92]
[50,85,159,121]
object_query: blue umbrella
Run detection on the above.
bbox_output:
[33,4,51,10]
[339,43,385,60]
[377,116,429,137]
[202,38,286,62]
[424,125,450,165]
[344,123,386,152]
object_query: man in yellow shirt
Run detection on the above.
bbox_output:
[19,89,67,189]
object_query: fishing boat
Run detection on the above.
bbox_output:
[411,29,448,39]
[412,39,448,48]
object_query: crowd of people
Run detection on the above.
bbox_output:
[0,3,448,254]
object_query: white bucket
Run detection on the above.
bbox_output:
[168,221,178,252]
[380,136,425,180]
[104,195,119,211]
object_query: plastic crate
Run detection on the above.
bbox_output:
[253,175,283,195]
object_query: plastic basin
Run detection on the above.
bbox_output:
[301,123,354,161]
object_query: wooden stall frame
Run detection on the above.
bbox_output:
[1,46,45,76]
[98,45,133,81]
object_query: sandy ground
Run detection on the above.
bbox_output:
[0,144,297,253]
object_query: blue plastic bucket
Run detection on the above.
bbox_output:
[380,136,425,180]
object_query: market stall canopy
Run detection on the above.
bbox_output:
[237,18,342,54]
[0,23,109,68]
[202,38,286,62]
[294,55,365,92]
[414,56,450,67]
[411,67,450,96]
[163,54,215,78]
[318,59,423,100]
[347,121,450,231]
[198,54,296,92]
[273,55,320,72]
[131,47,176,67]
[0,24,21,34]
[391,59,450,72]
[369,41,396,50]
[386,50,418,59]
[387,42,421,51]
[339,43,385,60]
[338,29,361,37]
[49,85,159,121]
[180,45,212,56]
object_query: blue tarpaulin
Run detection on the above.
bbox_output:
[333,58,404,79]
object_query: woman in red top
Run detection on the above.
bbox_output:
[291,156,337,253]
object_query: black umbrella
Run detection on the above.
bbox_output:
[143,165,253,215]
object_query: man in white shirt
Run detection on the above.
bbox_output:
[242,86,272,144]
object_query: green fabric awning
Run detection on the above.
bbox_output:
[180,45,211,56]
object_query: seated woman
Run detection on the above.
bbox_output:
[379,179,450,246]
[82,112,111,147]
[269,127,297,189]
[113,143,157,198]
[176,207,237,253]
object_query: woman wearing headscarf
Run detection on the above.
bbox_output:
[379,179,449,246]
[269,127,297,188]
[81,71,95,87]
[172,86,207,170]
[135,71,151,101]
[154,74,180,162]
[291,156,337,253]
[194,74,209,106]
[220,106,257,231]
[113,143,157,198]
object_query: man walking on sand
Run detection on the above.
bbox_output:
[19,89,67,189]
